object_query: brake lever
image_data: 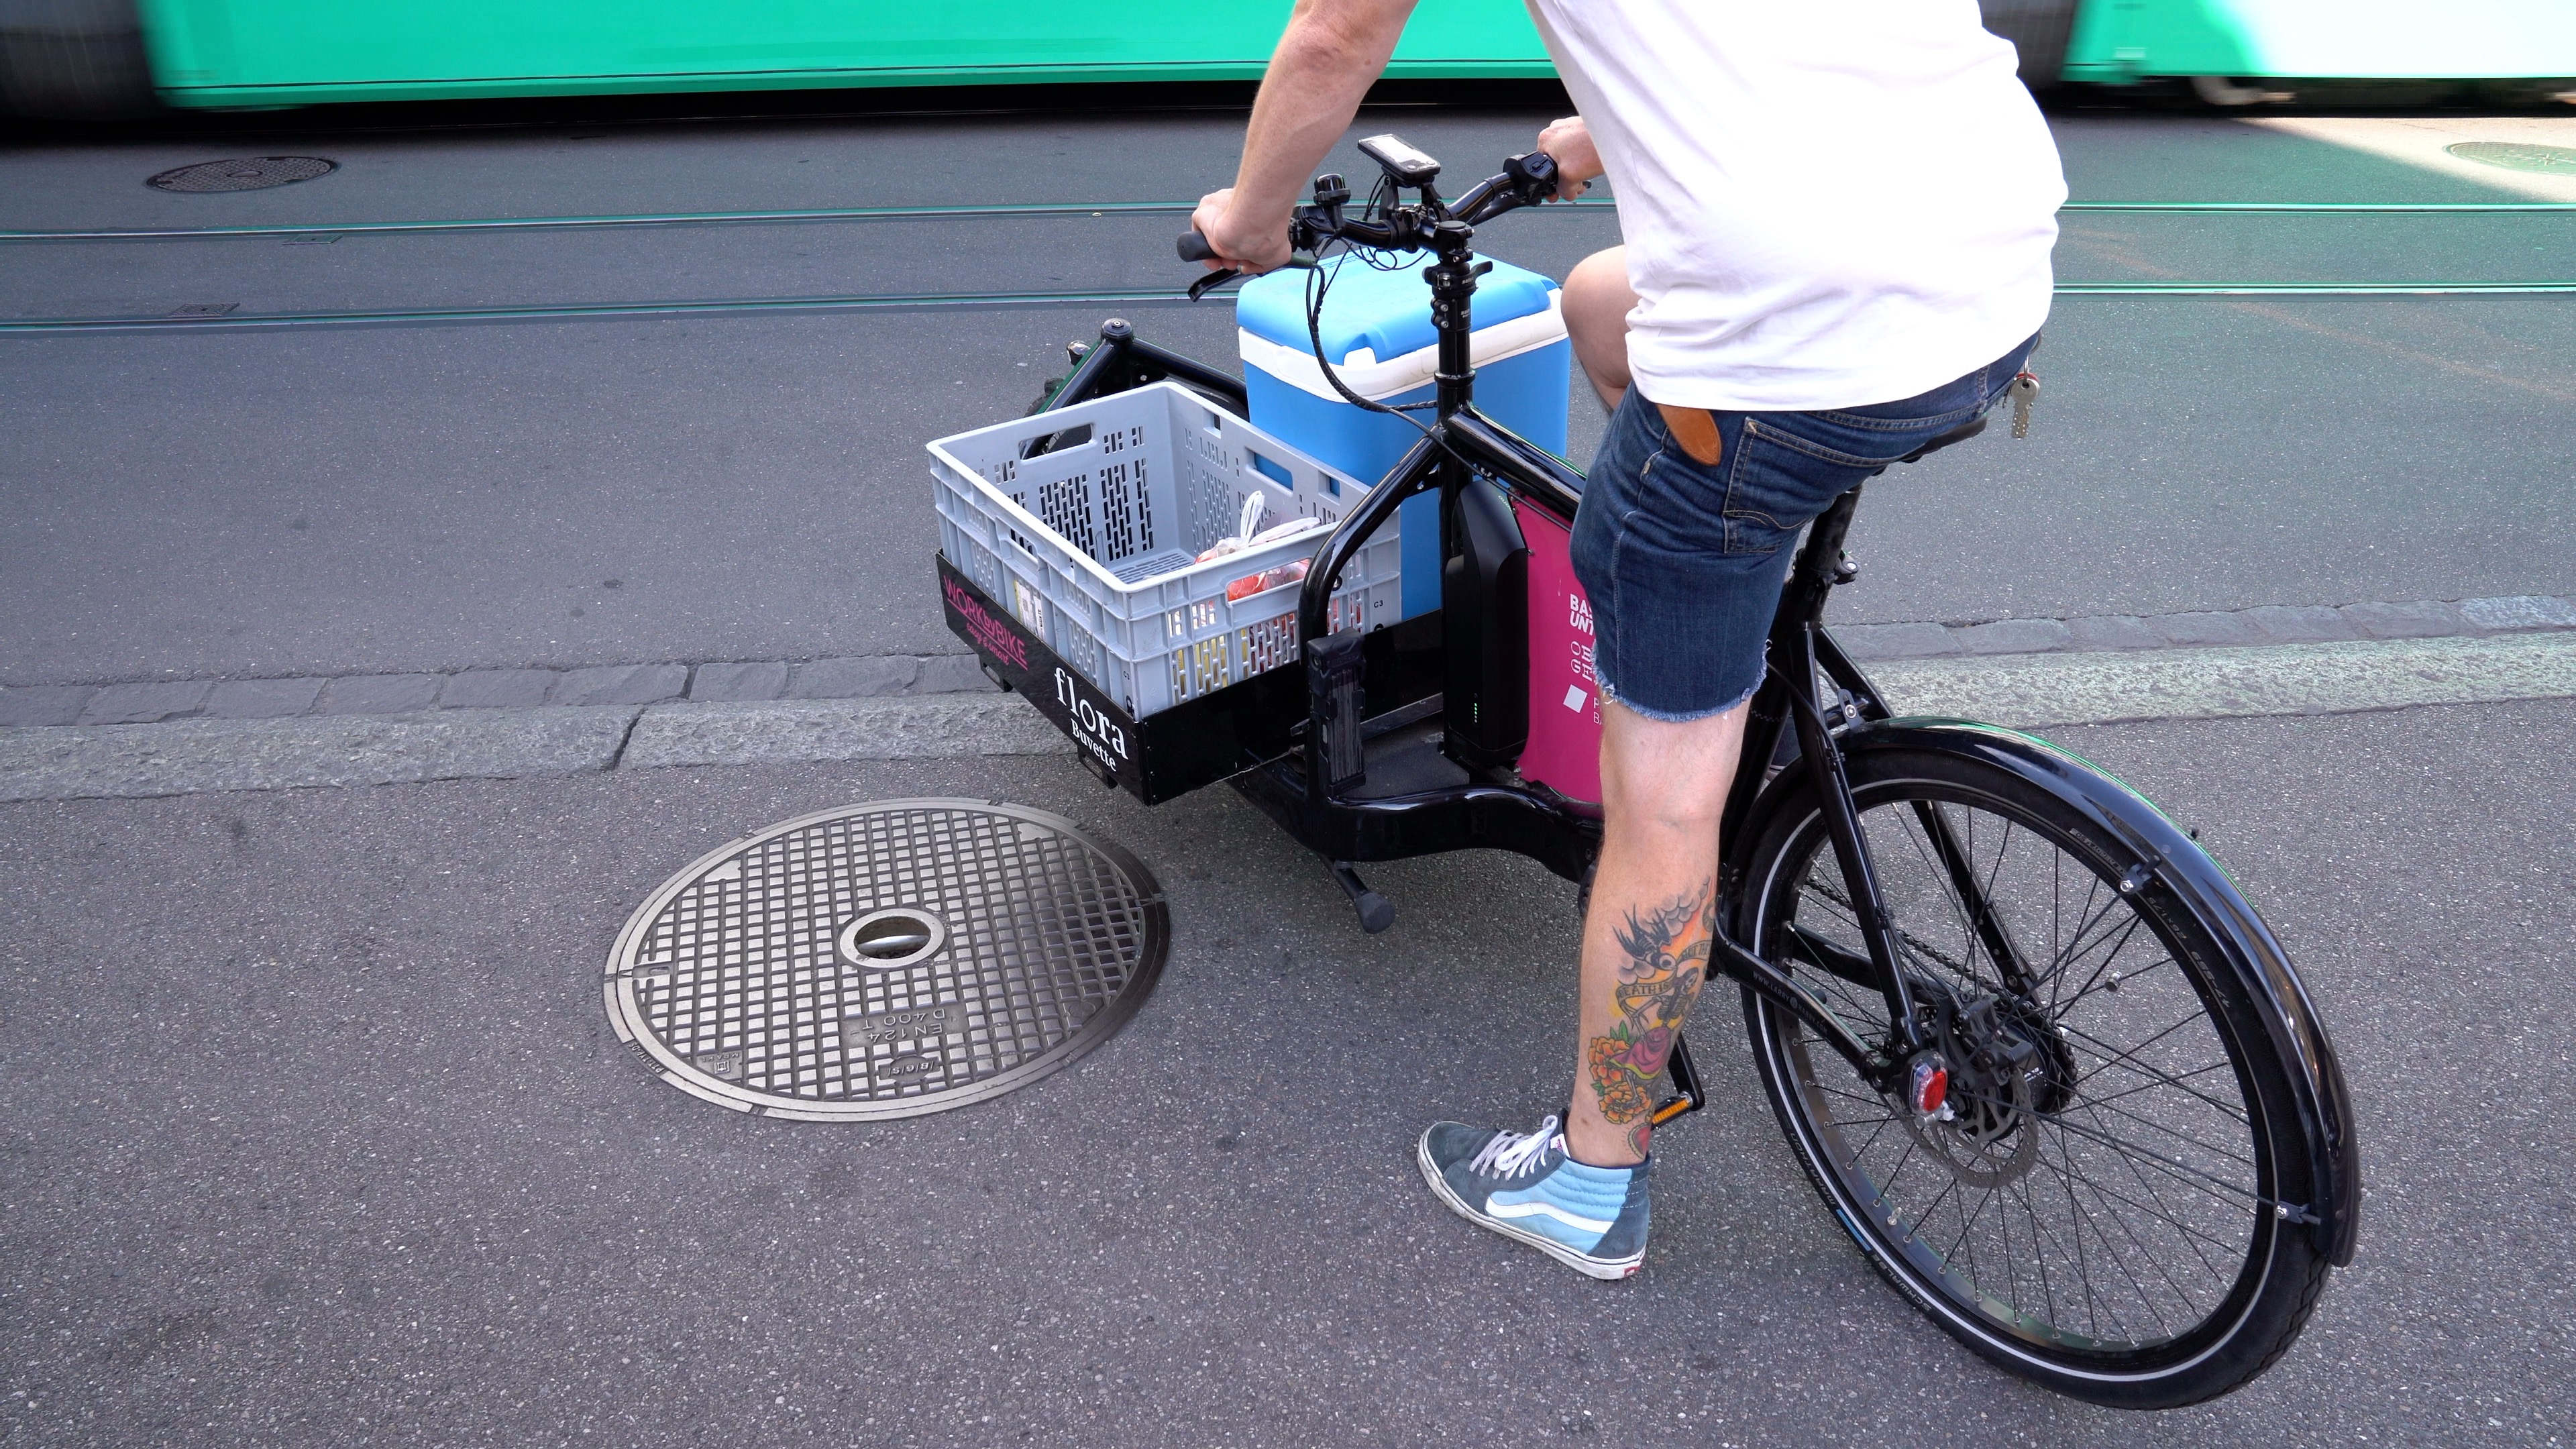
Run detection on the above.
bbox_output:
[1184,250,1321,302]
[1187,268,1243,302]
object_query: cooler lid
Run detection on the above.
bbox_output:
[1235,250,1560,366]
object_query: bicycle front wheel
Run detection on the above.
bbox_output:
[1737,738,2328,1408]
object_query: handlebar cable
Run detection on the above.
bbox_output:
[1297,175,1448,427]
[1295,242,1494,522]
[1302,246,1435,420]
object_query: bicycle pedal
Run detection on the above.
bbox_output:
[1649,1032,1707,1125]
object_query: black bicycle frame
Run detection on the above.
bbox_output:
[1268,423,1919,1087]
[1191,213,1935,1090]
[1053,156,2017,1093]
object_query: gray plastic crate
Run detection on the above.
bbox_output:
[930,382,1403,718]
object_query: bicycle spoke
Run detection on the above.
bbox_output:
[2055,1010,2220,1095]
[2027,1131,2253,1260]
[2071,1116,2230,1305]
[2055,913,2155,1009]
[1804,877,1982,988]
[2049,1122,2216,1303]
[2012,1173,2076,1330]
[2044,1146,2169,1341]
[2078,1057,2239,1115]
[2035,885,2133,1004]
[1981,1090,2267,1212]
[1900,807,1997,983]
[2053,1147,2108,1342]
[2073,1094,2245,1289]
[2053,1019,2253,1127]
[2037,1142,2192,1336]
[2070,1086,2257,1170]
[2057,955,2184,1020]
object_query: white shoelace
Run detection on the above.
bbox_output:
[1467,1115,1562,1179]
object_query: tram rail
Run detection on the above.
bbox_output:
[1,197,2569,244]
[0,278,2567,335]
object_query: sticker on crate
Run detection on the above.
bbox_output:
[928,382,1404,720]
[940,573,1028,670]
[938,557,1140,790]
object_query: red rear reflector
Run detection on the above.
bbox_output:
[1911,1061,1949,1115]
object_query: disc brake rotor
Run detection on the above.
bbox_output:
[1900,983,2075,1190]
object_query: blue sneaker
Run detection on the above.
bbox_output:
[1416,1114,1650,1280]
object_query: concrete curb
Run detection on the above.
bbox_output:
[1834,592,2576,663]
[6,592,2569,729]
[1875,631,2576,729]
[621,696,1073,770]
[0,706,642,803]
[0,696,1072,804]
[4,634,2571,804]
[0,651,1004,728]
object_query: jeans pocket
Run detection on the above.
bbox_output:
[1719,420,1897,556]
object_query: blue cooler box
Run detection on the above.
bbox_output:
[1236,252,1572,619]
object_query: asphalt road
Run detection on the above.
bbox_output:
[2,698,2569,1447]
[3,108,2573,686]
[3,91,2571,1449]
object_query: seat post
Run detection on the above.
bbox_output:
[1786,486,1865,623]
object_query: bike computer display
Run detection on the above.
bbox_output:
[1356,133,1441,188]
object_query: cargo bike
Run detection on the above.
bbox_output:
[926,137,2358,1408]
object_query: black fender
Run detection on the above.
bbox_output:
[1748,717,2361,1268]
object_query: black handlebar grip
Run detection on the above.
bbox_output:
[1177,231,1217,262]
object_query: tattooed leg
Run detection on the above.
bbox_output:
[1565,695,1751,1166]
[1583,880,1717,1159]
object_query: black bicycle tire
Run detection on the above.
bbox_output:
[1733,739,2328,1408]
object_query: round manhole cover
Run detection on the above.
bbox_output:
[147,156,338,193]
[2446,142,2576,176]
[605,799,1169,1120]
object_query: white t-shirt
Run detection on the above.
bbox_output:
[1521,0,2066,411]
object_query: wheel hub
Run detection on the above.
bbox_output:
[1901,979,2077,1188]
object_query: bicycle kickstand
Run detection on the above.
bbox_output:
[1328,861,1397,934]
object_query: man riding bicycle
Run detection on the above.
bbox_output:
[1190,0,2065,1279]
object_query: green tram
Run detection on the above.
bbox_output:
[1,0,2571,117]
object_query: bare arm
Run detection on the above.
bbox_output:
[1189,0,1419,272]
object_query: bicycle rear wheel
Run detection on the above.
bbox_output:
[1736,739,2328,1408]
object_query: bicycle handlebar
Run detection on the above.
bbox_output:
[1175,148,1561,284]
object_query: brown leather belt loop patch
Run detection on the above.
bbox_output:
[1655,401,1724,467]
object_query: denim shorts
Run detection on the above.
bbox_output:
[1569,333,2041,721]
